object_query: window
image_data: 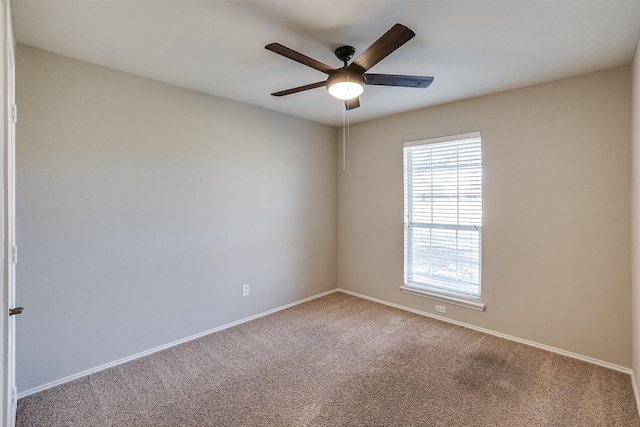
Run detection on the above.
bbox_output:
[402,132,484,311]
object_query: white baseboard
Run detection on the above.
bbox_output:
[19,287,633,400]
[337,288,633,375]
[18,288,339,399]
[632,370,640,418]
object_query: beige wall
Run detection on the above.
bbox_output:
[15,45,337,392]
[15,39,635,393]
[339,66,632,367]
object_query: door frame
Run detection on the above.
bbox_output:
[2,0,16,425]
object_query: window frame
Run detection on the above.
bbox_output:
[401,131,485,312]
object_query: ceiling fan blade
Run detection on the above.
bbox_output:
[347,23,415,75]
[271,81,326,97]
[344,98,360,110]
[364,74,433,88]
[265,43,335,74]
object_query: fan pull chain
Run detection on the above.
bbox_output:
[342,106,346,170]
[346,104,350,168]
[342,103,352,171]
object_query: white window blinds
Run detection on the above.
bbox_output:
[403,132,482,299]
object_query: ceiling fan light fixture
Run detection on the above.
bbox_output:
[326,71,364,100]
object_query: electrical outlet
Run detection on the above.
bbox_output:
[242,284,250,297]
[435,305,446,313]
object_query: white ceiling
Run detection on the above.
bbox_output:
[12,0,640,127]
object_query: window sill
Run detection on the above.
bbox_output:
[399,285,486,312]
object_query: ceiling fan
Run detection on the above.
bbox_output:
[265,23,433,110]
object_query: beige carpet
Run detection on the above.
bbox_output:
[17,292,640,426]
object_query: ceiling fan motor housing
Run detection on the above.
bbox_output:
[334,45,356,64]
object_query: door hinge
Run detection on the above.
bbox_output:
[10,104,17,124]
[11,386,17,406]
[11,245,17,264]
